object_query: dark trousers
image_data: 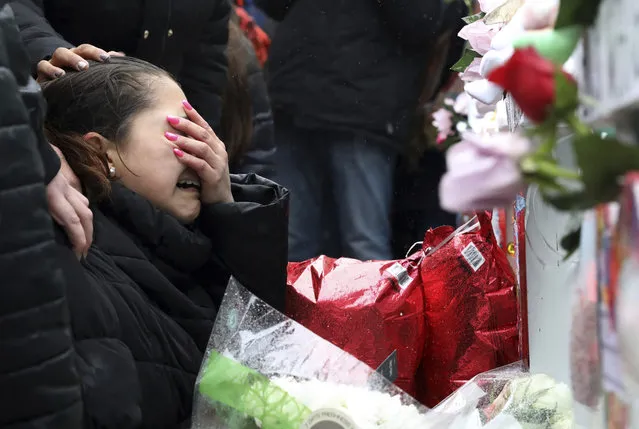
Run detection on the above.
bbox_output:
[274,122,397,262]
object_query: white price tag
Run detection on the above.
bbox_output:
[461,243,485,272]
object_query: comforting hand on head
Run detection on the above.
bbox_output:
[166,101,233,205]
[37,44,124,82]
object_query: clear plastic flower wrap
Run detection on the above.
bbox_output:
[190,278,431,429]
[422,363,575,429]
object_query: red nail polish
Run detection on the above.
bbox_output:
[182,100,193,110]
[167,115,180,125]
[173,148,184,158]
[165,131,179,141]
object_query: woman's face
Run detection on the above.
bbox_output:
[106,77,201,223]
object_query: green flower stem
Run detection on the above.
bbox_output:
[537,127,558,156]
[521,156,581,180]
[567,113,591,137]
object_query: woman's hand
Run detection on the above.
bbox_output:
[166,100,233,204]
[48,145,93,259]
[37,44,125,82]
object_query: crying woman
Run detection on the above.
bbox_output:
[41,56,288,429]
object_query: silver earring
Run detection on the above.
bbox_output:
[109,166,116,178]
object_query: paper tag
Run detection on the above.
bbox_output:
[375,350,398,384]
[300,409,357,429]
[461,243,485,272]
[386,263,412,290]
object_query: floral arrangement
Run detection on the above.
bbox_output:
[439,0,639,254]
[431,93,471,149]
[482,374,574,429]
[425,365,574,429]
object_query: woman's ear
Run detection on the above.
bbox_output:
[83,132,117,169]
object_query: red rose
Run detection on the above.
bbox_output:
[487,47,576,123]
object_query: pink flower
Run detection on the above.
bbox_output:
[432,108,453,136]
[460,58,482,82]
[436,132,449,144]
[439,132,531,212]
[453,92,471,115]
[458,20,501,56]
[520,0,559,30]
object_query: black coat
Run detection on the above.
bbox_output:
[0,3,83,428]
[257,0,445,149]
[61,176,288,428]
[10,0,231,129]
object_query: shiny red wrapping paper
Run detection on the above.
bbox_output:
[416,212,520,407]
[286,252,426,395]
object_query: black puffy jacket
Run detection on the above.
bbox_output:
[257,0,445,149]
[64,176,288,428]
[10,0,231,130]
[0,3,83,428]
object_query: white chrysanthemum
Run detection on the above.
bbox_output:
[272,378,431,429]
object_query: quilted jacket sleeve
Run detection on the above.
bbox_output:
[0,4,83,429]
[8,0,73,66]
[198,174,289,312]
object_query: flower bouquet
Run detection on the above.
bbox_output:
[424,363,574,429]
[190,278,431,429]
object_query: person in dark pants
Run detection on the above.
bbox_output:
[0,3,83,427]
[256,0,446,261]
[10,0,230,131]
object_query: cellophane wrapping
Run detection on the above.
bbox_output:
[286,251,425,395]
[423,363,574,429]
[417,212,521,407]
[190,278,431,429]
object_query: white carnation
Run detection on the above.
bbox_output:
[271,378,431,429]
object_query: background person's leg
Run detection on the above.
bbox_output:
[329,135,397,261]
[274,122,327,262]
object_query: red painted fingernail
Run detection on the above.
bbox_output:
[182,100,193,110]
[173,148,184,158]
[165,131,179,141]
[167,115,180,125]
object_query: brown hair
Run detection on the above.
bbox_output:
[220,16,254,166]
[41,56,170,200]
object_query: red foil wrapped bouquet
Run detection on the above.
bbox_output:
[416,212,520,407]
[286,212,520,406]
[286,252,426,395]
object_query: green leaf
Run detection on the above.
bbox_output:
[560,227,581,258]
[451,48,480,72]
[554,0,603,29]
[513,25,584,65]
[544,134,639,212]
[574,134,639,202]
[552,69,579,118]
[463,12,486,24]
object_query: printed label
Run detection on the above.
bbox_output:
[461,242,485,272]
[300,409,357,429]
[386,262,412,290]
